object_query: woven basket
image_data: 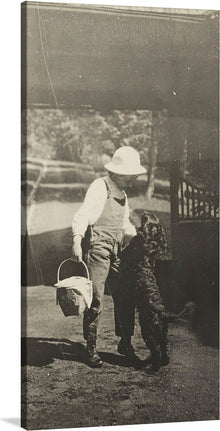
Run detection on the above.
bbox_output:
[54,259,92,317]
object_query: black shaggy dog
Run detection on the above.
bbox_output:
[119,211,170,371]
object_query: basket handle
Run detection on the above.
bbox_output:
[57,258,90,283]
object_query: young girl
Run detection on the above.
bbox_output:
[71,146,146,367]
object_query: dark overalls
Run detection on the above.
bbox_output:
[83,177,135,343]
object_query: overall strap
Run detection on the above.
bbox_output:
[103,177,126,205]
[103,178,111,199]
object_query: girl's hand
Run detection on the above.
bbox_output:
[71,235,83,262]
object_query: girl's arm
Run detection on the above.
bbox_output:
[72,178,107,237]
[123,196,137,240]
[71,178,107,262]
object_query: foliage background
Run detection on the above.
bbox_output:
[22,109,170,169]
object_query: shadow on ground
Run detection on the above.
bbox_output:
[21,337,85,367]
[21,337,138,368]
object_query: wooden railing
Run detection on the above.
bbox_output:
[21,158,97,205]
[179,177,218,220]
[170,161,219,223]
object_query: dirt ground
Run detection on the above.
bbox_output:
[21,285,219,430]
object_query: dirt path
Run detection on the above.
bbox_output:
[21,286,219,430]
[26,195,170,236]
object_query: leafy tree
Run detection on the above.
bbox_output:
[105,110,152,166]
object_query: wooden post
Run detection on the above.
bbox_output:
[168,114,190,223]
[170,161,180,224]
[146,111,159,199]
[180,182,184,218]
[168,114,185,259]
[192,186,195,218]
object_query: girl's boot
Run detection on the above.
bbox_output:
[86,336,103,368]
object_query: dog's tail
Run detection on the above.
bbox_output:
[167,301,196,323]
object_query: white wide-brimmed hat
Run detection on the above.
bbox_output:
[104,146,146,175]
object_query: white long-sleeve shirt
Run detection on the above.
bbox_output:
[72,177,136,237]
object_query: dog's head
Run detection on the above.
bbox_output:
[120,211,168,268]
[137,211,168,256]
[140,211,159,238]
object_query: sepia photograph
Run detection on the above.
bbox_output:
[20,0,219,429]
